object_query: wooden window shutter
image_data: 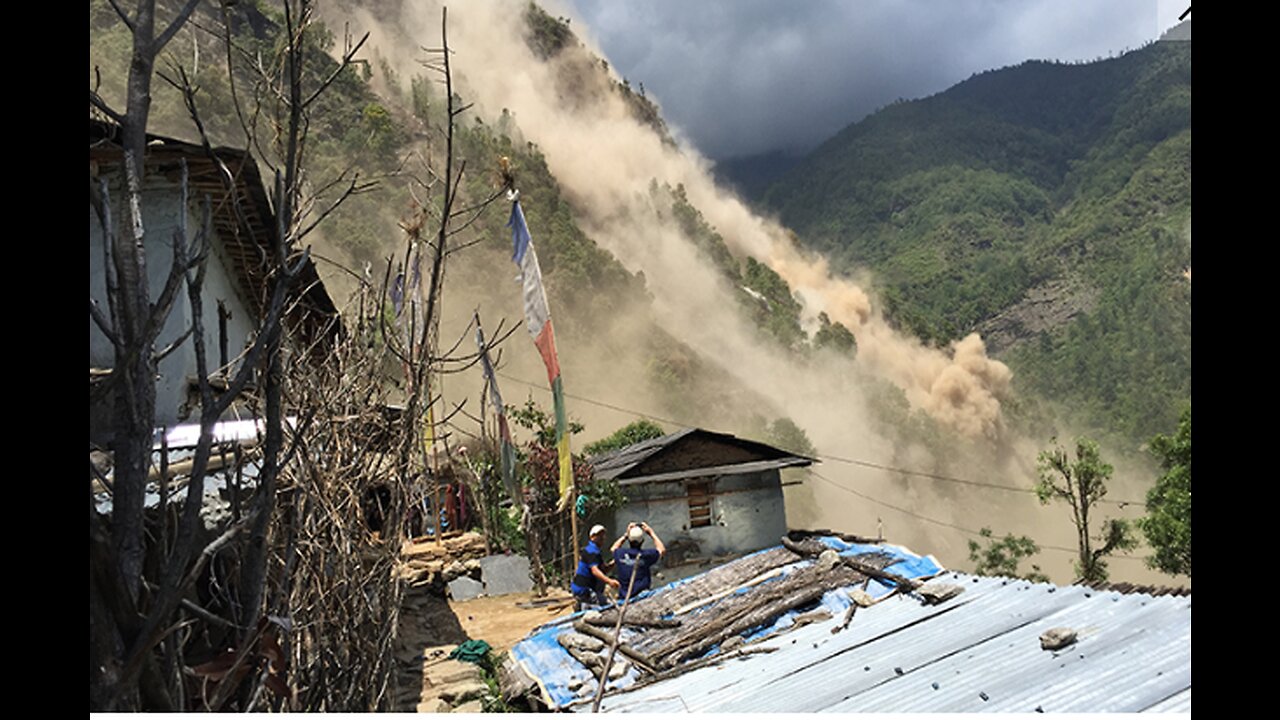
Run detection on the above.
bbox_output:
[687,480,712,528]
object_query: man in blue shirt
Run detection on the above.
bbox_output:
[611,522,666,601]
[570,524,619,610]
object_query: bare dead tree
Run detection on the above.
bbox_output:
[90,0,361,710]
[90,1,225,711]
[92,1,510,711]
[382,6,509,551]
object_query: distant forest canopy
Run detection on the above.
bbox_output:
[758,41,1191,445]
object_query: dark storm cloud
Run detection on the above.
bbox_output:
[563,0,1163,160]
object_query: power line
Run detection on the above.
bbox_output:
[496,368,701,425]
[815,452,1145,508]
[806,470,1151,562]
[495,370,1150,508]
[497,370,1153,563]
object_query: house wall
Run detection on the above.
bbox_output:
[606,469,788,566]
[90,171,257,440]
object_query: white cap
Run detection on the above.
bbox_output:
[628,526,646,543]
[590,524,606,537]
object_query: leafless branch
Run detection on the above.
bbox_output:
[154,326,194,363]
[296,175,378,241]
[92,177,123,335]
[302,28,370,109]
[106,0,135,32]
[144,162,203,347]
[153,0,203,55]
[90,458,114,495]
[90,90,125,124]
[180,598,242,630]
[90,299,120,347]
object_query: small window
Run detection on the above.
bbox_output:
[687,480,712,528]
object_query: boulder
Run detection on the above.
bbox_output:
[1040,627,1078,650]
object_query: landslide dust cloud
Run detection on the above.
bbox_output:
[323,0,1173,585]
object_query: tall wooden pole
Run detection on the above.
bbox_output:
[570,471,580,584]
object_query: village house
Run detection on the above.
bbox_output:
[89,117,339,445]
[589,428,814,574]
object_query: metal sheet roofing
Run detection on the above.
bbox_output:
[616,457,813,486]
[590,428,815,484]
[504,534,1190,713]
[587,574,1191,714]
[506,537,943,710]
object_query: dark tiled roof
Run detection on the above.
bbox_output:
[89,118,341,355]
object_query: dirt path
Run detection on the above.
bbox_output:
[394,581,577,712]
[448,589,576,654]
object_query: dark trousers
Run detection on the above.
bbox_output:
[571,586,608,612]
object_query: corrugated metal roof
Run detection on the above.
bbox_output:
[506,538,943,710]
[587,573,1191,714]
[590,429,698,480]
[590,428,814,483]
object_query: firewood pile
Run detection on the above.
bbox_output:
[511,536,931,708]
[397,532,490,587]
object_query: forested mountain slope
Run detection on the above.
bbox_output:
[761,39,1191,443]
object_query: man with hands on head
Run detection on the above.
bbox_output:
[611,521,666,601]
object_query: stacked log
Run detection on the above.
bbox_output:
[512,540,919,708]
[655,563,865,668]
[622,549,903,668]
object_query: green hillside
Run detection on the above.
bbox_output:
[88,0,817,445]
[761,40,1191,444]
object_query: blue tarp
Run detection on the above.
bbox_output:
[506,537,944,709]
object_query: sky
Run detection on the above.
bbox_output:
[561,0,1189,160]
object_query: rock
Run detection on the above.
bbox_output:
[417,698,452,713]
[426,661,483,687]
[394,686,421,704]
[448,576,485,601]
[445,559,468,576]
[406,559,446,573]
[607,659,629,680]
[401,567,435,586]
[721,636,745,652]
[453,699,485,713]
[815,549,841,573]
[439,680,488,703]
[1040,627,1078,650]
[566,647,604,671]
[919,582,964,605]
[567,677,585,692]
[479,554,534,596]
[850,590,875,608]
[463,558,482,573]
[793,609,834,627]
[425,645,457,662]
[582,610,603,624]
[557,632,605,653]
